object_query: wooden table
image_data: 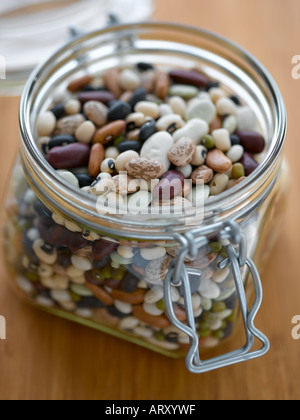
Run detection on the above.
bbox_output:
[0,0,300,400]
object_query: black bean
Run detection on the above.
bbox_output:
[57,251,72,267]
[206,81,220,91]
[75,173,94,188]
[108,101,132,121]
[128,87,147,109]
[121,272,139,293]
[166,332,179,343]
[80,85,109,92]
[92,255,111,270]
[107,306,128,318]
[230,134,241,146]
[77,297,104,309]
[136,62,155,72]
[223,292,238,310]
[49,135,77,150]
[117,140,141,153]
[139,120,157,142]
[50,104,65,119]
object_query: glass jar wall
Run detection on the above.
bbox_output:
[2,23,287,367]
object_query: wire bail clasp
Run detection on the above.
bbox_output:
[164,221,270,374]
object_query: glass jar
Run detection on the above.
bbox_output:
[2,22,287,373]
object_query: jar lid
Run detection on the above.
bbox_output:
[0,0,154,95]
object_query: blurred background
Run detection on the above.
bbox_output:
[0,0,299,400]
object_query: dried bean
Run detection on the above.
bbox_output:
[170,69,209,88]
[236,131,266,154]
[93,120,126,145]
[125,158,164,180]
[108,101,132,121]
[240,152,259,176]
[47,143,90,169]
[78,90,116,105]
[168,137,196,167]
[153,170,185,200]
[83,101,108,127]
[88,143,105,177]
[191,165,214,185]
[48,135,77,149]
[206,149,232,173]
[68,75,94,92]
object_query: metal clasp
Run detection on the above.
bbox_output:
[164,221,270,374]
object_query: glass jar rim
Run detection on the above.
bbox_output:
[19,21,287,237]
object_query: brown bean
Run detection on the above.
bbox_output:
[209,116,222,132]
[93,120,126,145]
[86,283,114,305]
[155,70,170,100]
[67,75,94,92]
[103,68,123,98]
[132,305,170,329]
[88,143,105,177]
[78,91,116,105]
[111,289,146,304]
[206,149,232,173]
[83,101,108,127]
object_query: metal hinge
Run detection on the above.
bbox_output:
[164,220,270,374]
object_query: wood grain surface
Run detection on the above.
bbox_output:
[0,0,300,400]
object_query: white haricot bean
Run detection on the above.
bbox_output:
[226,145,244,163]
[210,173,229,196]
[140,131,174,172]
[133,326,153,338]
[212,266,230,284]
[159,103,173,117]
[210,319,223,331]
[135,101,160,119]
[236,106,258,131]
[115,150,140,173]
[143,302,164,316]
[75,308,93,318]
[140,247,166,261]
[38,263,54,278]
[144,286,164,304]
[114,300,133,315]
[119,69,140,91]
[212,129,231,152]
[185,98,217,124]
[117,245,135,259]
[209,87,227,103]
[75,120,96,143]
[119,316,140,330]
[176,164,193,179]
[71,255,93,271]
[192,293,202,310]
[173,118,209,144]
[198,278,221,299]
[223,115,238,134]
[53,274,69,290]
[58,170,80,188]
[16,276,34,294]
[168,96,187,118]
[126,112,146,128]
[105,146,120,160]
[50,289,72,302]
[65,98,81,115]
[216,97,237,116]
[37,111,56,136]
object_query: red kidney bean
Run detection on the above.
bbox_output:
[153,170,185,200]
[240,152,259,176]
[78,91,116,105]
[47,143,90,169]
[236,131,265,154]
[169,69,209,88]
[92,240,118,261]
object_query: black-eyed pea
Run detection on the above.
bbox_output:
[33,239,58,265]
[191,145,207,166]
[156,114,185,134]
[210,173,229,196]
[101,158,116,174]
[125,112,146,129]
[89,176,112,196]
